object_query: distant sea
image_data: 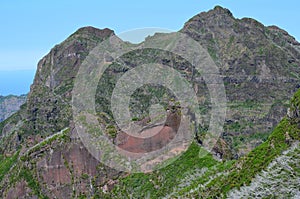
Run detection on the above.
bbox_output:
[0,70,36,96]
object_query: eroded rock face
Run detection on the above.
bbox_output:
[116,111,180,153]
[26,27,114,137]
[2,128,123,199]
[36,140,101,198]
[5,180,35,199]
[181,6,300,156]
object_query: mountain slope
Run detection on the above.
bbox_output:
[106,89,300,199]
[228,142,299,198]
[0,6,300,198]
[181,6,300,156]
[2,87,298,198]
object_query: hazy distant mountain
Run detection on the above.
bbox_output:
[0,95,26,122]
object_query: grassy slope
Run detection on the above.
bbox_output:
[0,151,19,182]
[198,117,300,198]
[1,90,300,198]
[102,90,300,198]
[105,143,233,199]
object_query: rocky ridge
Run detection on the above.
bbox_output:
[0,6,300,198]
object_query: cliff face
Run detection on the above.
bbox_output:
[181,6,300,155]
[0,6,300,198]
[0,27,120,198]
[0,95,26,122]
[0,26,114,154]
[26,27,114,136]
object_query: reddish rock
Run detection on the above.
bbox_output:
[116,111,181,153]
[5,180,35,199]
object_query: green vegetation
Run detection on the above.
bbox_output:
[229,100,261,109]
[120,110,292,198]
[231,131,270,149]
[3,161,48,198]
[104,89,300,198]
[0,151,19,182]
[227,121,241,131]
[258,47,265,55]
[191,116,300,198]
[207,46,217,61]
[106,125,117,138]
[22,127,70,159]
[108,143,222,198]
[0,111,22,135]
[19,169,49,199]
[54,78,74,96]
[227,35,235,49]
[2,8,300,197]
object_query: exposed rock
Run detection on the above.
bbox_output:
[5,180,35,199]
[1,6,300,198]
[181,5,300,156]
[26,27,114,137]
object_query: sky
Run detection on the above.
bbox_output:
[0,0,299,95]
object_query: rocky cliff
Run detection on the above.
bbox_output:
[0,6,300,198]
[181,6,300,156]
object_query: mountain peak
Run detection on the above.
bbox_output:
[70,26,115,39]
[181,6,234,36]
[211,5,233,17]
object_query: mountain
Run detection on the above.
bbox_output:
[0,6,300,198]
[0,95,26,122]
[104,89,300,198]
[181,6,300,156]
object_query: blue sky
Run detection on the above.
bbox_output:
[0,0,299,95]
